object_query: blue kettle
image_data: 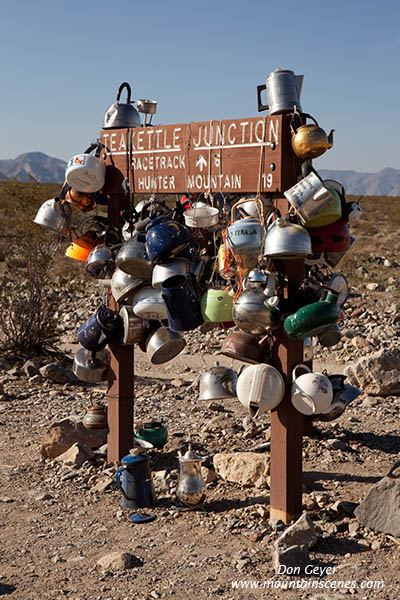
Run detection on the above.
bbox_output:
[145,216,192,264]
[77,306,120,352]
[115,453,156,510]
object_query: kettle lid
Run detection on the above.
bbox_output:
[179,443,202,461]
[122,453,149,465]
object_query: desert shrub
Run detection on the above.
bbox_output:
[0,179,65,351]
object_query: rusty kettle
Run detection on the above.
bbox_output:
[291,112,334,160]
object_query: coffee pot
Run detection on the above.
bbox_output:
[115,453,156,509]
[257,67,304,114]
[177,444,206,506]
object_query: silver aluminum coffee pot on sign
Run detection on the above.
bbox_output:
[257,68,304,114]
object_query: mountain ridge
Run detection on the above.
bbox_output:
[0,152,399,195]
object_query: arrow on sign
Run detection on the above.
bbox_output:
[196,155,207,172]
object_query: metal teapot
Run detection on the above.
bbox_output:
[291,113,334,160]
[233,288,280,336]
[103,82,141,129]
[72,347,110,383]
[264,217,312,259]
[177,444,206,506]
[257,67,304,114]
[199,362,237,400]
[33,198,72,237]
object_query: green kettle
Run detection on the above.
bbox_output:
[135,418,168,449]
[283,290,340,340]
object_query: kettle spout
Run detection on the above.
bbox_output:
[327,129,335,150]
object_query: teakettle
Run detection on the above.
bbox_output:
[115,453,156,509]
[103,82,141,129]
[264,218,312,259]
[177,444,206,506]
[291,113,334,160]
[199,362,237,400]
[33,198,72,237]
[257,68,304,114]
[83,403,108,429]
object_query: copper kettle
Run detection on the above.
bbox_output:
[291,112,334,160]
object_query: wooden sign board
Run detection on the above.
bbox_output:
[100,115,286,195]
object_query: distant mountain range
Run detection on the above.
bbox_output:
[0,152,399,196]
[319,168,400,197]
[0,152,66,183]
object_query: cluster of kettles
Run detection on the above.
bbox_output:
[33,69,363,425]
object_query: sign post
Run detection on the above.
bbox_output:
[101,113,304,521]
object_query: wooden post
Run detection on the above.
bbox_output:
[106,193,135,463]
[269,261,304,523]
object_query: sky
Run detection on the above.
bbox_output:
[1,0,399,173]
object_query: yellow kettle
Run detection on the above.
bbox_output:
[301,184,342,228]
[291,113,334,160]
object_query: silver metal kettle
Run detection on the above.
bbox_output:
[199,362,237,400]
[177,444,206,506]
[103,82,141,129]
[257,67,304,114]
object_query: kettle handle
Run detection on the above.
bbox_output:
[230,197,266,222]
[257,84,269,112]
[292,363,311,381]
[117,82,132,104]
[115,466,130,499]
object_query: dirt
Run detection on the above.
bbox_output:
[0,342,400,600]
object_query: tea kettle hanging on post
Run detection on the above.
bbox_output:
[257,68,304,114]
[290,110,335,160]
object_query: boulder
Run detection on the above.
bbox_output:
[40,418,108,459]
[272,544,310,573]
[56,442,95,467]
[275,512,318,549]
[22,359,40,378]
[213,452,269,488]
[39,362,71,384]
[344,349,400,396]
[354,462,400,536]
[96,551,140,572]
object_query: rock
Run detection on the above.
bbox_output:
[276,512,318,550]
[22,359,40,378]
[325,438,347,451]
[91,476,114,493]
[201,466,218,484]
[56,442,95,467]
[39,362,71,384]
[354,467,400,536]
[35,492,54,501]
[40,418,108,459]
[303,495,318,510]
[96,551,140,572]
[0,381,3,395]
[348,521,360,536]
[207,401,225,412]
[269,519,285,531]
[202,414,239,433]
[344,350,400,396]
[331,500,358,517]
[272,544,310,573]
[365,283,380,291]
[0,497,15,503]
[213,452,269,488]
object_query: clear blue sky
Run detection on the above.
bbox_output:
[1,0,399,172]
